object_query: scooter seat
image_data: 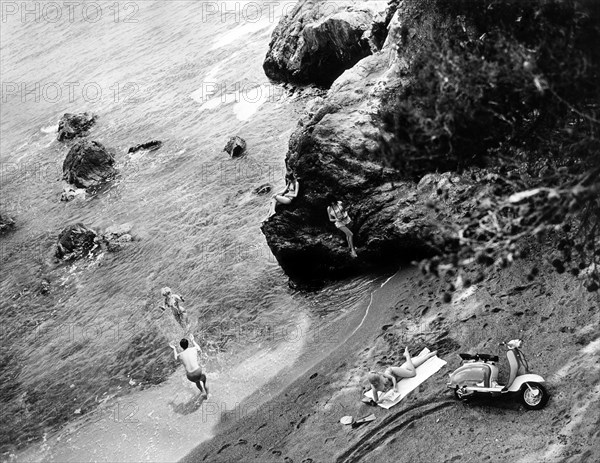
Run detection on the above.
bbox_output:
[458,353,499,362]
[478,354,499,362]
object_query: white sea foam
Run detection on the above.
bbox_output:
[41,124,58,134]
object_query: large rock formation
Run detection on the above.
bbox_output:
[57,112,97,142]
[263,0,389,87]
[62,140,118,189]
[261,0,459,283]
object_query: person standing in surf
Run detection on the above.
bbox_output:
[169,334,208,399]
[159,287,189,330]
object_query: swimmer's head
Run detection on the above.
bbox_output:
[161,287,171,296]
[180,338,189,349]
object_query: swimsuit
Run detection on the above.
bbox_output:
[186,367,206,385]
[330,204,351,228]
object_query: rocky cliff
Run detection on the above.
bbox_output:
[261,0,453,284]
[261,0,600,287]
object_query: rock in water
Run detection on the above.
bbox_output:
[60,185,86,202]
[62,140,118,189]
[224,136,247,158]
[0,214,16,234]
[57,112,97,142]
[128,140,163,153]
[103,223,133,252]
[55,223,98,260]
[254,183,273,195]
[263,0,387,87]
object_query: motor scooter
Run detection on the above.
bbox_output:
[447,339,549,410]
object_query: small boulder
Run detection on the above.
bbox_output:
[63,140,118,189]
[0,214,16,234]
[128,140,162,153]
[60,184,86,202]
[254,183,273,195]
[55,223,98,260]
[102,223,133,252]
[224,136,247,158]
[57,112,97,142]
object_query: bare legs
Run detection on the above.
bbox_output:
[266,195,292,220]
[385,348,438,379]
[338,225,357,257]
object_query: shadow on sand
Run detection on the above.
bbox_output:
[169,394,206,416]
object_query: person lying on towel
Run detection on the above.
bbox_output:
[368,347,438,403]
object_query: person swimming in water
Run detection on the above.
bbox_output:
[265,172,299,221]
[327,199,357,257]
[169,334,208,399]
[368,347,438,403]
[159,287,188,330]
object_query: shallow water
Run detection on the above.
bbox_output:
[0,1,388,459]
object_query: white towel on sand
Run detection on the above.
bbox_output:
[364,348,447,409]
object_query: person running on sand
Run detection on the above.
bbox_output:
[368,347,438,403]
[159,287,188,330]
[169,334,208,399]
[265,173,299,221]
[327,199,357,257]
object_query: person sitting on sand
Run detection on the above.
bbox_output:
[327,199,357,257]
[159,287,188,330]
[265,172,299,220]
[368,347,438,403]
[169,334,208,399]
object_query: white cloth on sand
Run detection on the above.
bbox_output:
[364,348,447,409]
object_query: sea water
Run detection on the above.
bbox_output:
[0,1,384,460]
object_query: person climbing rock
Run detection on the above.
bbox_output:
[327,199,357,257]
[169,334,208,399]
[159,287,189,330]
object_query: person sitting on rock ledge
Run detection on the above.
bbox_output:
[159,287,188,330]
[264,172,299,221]
[367,347,437,403]
[327,199,357,258]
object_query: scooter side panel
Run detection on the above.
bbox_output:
[449,364,493,387]
[507,374,546,392]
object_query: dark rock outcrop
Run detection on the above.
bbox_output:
[254,183,273,195]
[62,140,118,189]
[0,214,16,234]
[55,223,98,260]
[55,223,135,260]
[57,112,97,142]
[263,0,388,87]
[261,1,458,283]
[128,140,162,153]
[223,136,247,158]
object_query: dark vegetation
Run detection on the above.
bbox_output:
[378,0,600,294]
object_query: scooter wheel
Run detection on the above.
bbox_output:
[520,382,549,410]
